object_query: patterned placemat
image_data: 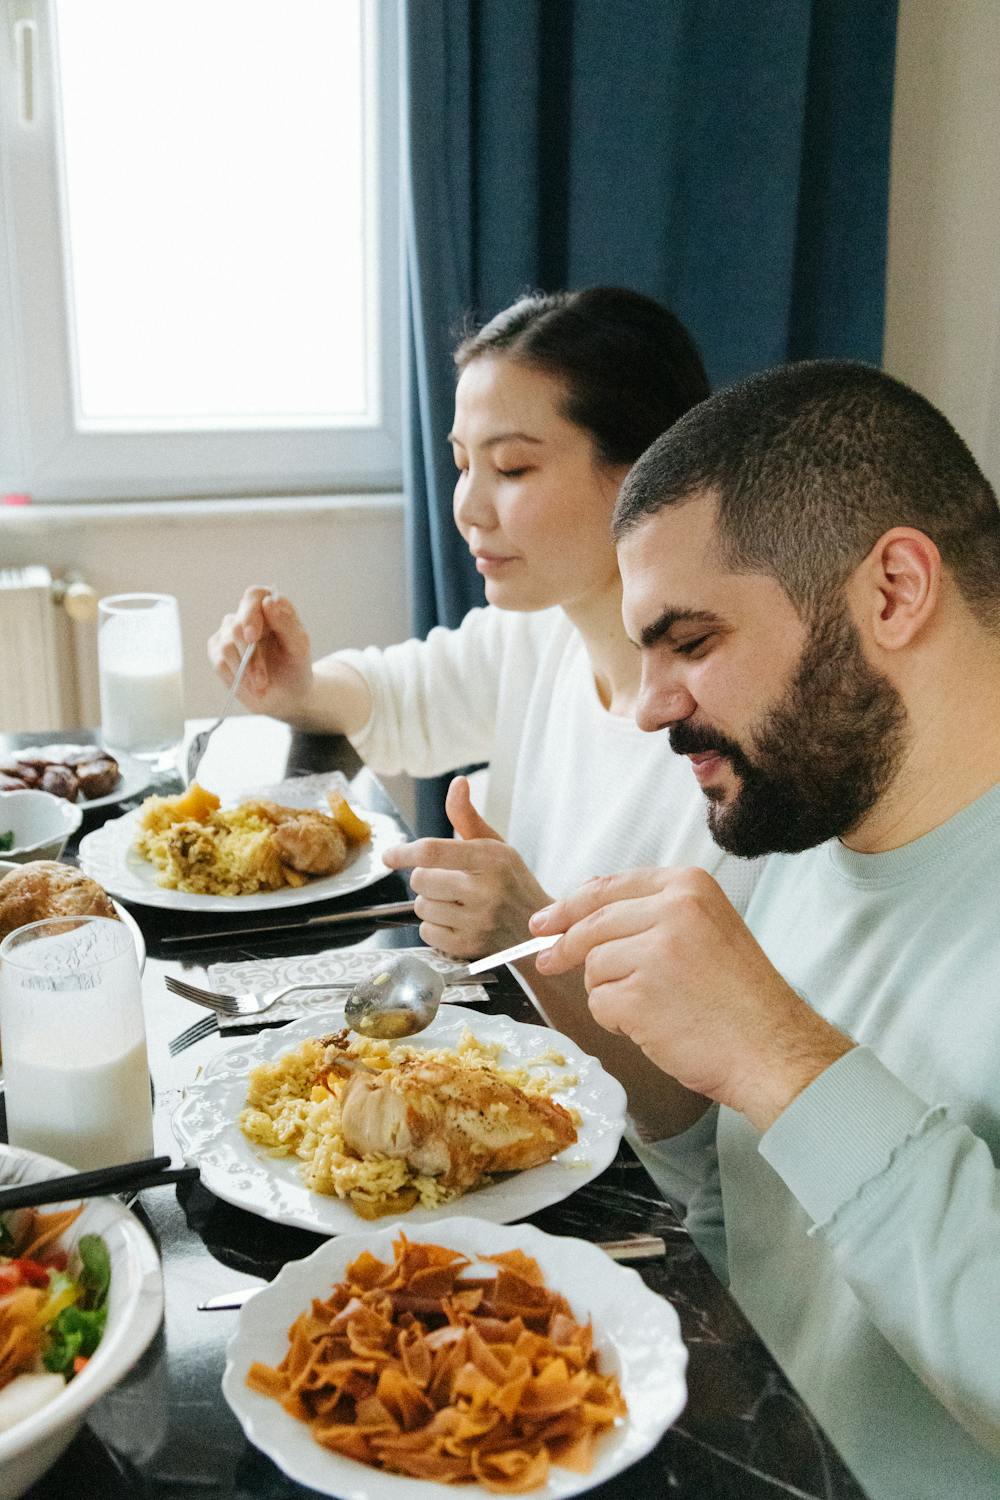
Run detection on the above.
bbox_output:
[208,946,489,1031]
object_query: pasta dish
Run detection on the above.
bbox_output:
[246,1232,626,1491]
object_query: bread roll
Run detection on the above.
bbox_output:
[0,861,119,941]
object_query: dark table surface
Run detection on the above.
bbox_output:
[2,719,868,1500]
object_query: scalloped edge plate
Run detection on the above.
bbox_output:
[77,799,404,913]
[223,1216,686,1499]
[171,1006,628,1234]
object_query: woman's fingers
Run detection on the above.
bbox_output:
[261,594,309,653]
[412,894,465,929]
[233,585,273,647]
[408,865,470,904]
[384,837,489,873]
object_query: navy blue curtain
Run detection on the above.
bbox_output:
[401,0,898,833]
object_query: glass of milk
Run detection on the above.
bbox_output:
[98,592,185,762]
[0,915,154,1171]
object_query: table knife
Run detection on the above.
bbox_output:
[196,1235,666,1308]
[161,899,417,945]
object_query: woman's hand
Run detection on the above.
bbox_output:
[531,866,854,1131]
[208,587,316,722]
[382,776,551,958]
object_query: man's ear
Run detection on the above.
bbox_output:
[850,527,941,651]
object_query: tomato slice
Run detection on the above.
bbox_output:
[12,1258,50,1288]
[0,1264,23,1294]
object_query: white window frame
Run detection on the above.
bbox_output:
[0,0,401,502]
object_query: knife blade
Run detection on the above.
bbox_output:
[196,1236,666,1308]
[161,899,417,945]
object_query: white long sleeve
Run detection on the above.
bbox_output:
[336,605,763,906]
[334,605,520,782]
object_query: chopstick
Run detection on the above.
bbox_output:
[160,899,418,946]
[0,1155,200,1212]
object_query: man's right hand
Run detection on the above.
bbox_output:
[208,586,316,722]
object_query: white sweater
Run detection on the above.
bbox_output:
[337,605,760,909]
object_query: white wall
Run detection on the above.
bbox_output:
[1,492,407,713]
[0,491,414,815]
[883,0,1000,488]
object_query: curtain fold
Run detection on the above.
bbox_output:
[401,0,898,832]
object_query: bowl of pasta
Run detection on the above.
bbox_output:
[223,1216,687,1498]
[0,1144,163,1500]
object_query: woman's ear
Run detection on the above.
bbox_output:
[851,527,941,650]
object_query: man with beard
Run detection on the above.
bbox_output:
[530,361,1000,1500]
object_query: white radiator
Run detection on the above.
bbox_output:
[0,566,93,732]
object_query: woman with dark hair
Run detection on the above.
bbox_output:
[209,287,762,1132]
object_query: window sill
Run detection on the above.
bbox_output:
[0,492,404,526]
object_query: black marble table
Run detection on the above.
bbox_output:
[1,718,869,1500]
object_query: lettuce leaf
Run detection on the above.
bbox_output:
[43,1304,108,1376]
[78,1235,110,1308]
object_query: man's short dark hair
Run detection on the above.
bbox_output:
[613,360,1000,628]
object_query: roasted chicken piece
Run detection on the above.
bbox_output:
[271,810,347,875]
[338,1055,577,1191]
[232,799,350,876]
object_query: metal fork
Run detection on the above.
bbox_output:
[168,1013,219,1055]
[165,972,361,1019]
[186,640,256,784]
[164,968,497,1019]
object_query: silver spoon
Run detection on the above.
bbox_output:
[344,933,559,1039]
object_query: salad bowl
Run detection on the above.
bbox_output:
[0,1143,163,1499]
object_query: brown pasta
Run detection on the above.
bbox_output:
[247,1235,627,1492]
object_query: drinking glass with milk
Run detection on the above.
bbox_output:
[0,915,154,1171]
[98,592,185,760]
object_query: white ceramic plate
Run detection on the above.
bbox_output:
[2,745,151,812]
[76,794,404,914]
[170,1006,627,1234]
[223,1216,687,1500]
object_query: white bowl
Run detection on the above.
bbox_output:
[0,1143,164,1500]
[224,1216,688,1500]
[0,791,83,863]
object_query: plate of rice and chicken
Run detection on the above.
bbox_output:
[76,778,404,913]
[170,1007,628,1235]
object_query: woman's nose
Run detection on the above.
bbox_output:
[454,467,497,532]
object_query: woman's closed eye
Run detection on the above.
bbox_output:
[496,465,531,479]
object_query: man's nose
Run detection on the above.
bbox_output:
[635,672,697,733]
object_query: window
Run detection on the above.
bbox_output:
[0,0,400,500]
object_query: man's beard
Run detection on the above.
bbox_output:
[669,602,908,857]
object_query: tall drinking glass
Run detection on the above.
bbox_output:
[98,592,185,764]
[0,915,154,1170]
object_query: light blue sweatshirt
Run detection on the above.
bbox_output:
[643,781,1000,1500]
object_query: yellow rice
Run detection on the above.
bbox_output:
[238,1030,574,1215]
[136,805,290,896]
